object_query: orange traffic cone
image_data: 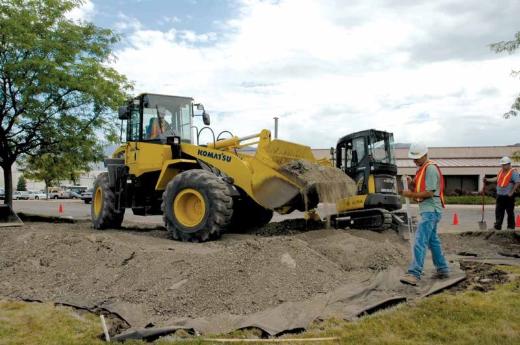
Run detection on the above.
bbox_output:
[58,203,63,214]
[452,213,459,225]
[516,215,520,228]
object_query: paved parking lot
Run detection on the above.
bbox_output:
[9,199,513,233]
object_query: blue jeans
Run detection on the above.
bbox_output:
[408,211,449,279]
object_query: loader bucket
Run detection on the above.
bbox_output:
[258,139,317,166]
[0,204,23,227]
[251,139,356,211]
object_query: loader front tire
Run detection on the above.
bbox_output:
[162,170,233,242]
[230,195,273,231]
[91,172,125,229]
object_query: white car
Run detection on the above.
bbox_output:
[13,191,30,200]
[28,191,48,200]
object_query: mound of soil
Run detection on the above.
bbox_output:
[281,160,357,204]
[0,222,408,328]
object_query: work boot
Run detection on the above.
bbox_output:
[431,271,450,279]
[400,274,419,286]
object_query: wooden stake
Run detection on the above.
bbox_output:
[100,315,110,342]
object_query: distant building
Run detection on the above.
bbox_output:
[0,161,104,191]
[395,145,520,194]
[313,145,520,194]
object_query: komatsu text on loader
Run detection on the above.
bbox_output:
[91,93,344,242]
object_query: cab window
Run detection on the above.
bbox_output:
[127,107,141,141]
[352,137,366,164]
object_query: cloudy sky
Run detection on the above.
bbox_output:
[73,0,520,148]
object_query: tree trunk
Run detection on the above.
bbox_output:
[2,163,13,207]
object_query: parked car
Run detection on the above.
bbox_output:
[70,191,83,199]
[0,188,4,200]
[81,189,93,204]
[13,191,30,200]
[27,190,48,200]
[48,187,71,199]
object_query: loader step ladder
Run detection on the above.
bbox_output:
[0,204,23,227]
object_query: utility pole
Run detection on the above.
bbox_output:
[273,117,279,139]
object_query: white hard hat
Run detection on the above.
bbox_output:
[500,156,512,165]
[408,143,428,159]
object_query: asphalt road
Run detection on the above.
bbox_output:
[9,199,517,233]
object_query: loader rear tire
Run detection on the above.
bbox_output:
[162,170,233,242]
[91,172,125,229]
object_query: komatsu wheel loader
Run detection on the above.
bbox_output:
[92,93,350,242]
[331,129,408,231]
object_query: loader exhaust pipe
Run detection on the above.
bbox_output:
[273,117,279,139]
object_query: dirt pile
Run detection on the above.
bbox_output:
[299,230,409,271]
[0,222,408,328]
[281,160,357,206]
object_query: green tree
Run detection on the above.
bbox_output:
[0,0,132,207]
[16,175,26,191]
[21,154,61,196]
[22,137,104,196]
[491,31,520,118]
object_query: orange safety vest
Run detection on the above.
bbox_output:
[497,168,516,188]
[150,119,168,139]
[413,160,446,208]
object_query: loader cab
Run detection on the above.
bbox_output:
[119,93,209,144]
[336,129,398,197]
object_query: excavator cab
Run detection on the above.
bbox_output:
[333,129,403,230]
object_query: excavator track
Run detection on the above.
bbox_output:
[331,208,393,232]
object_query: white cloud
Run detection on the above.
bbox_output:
[114,13,144,32]
[66,0,95,22]
[113,0,520,148]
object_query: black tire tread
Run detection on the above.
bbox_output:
[91,172,125,229]
[162,170,233,242]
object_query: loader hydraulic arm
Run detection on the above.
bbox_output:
[207,130,271,151]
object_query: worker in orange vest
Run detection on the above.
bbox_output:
[484,156,520,230]
[399,143,449,286]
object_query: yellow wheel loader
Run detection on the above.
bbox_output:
[91,93,349,242]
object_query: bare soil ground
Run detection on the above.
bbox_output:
[0,220,518,335]
[447,261,510,293]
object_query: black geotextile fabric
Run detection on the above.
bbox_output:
[111,265,466,341]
